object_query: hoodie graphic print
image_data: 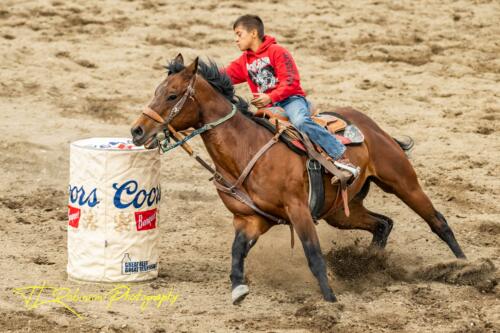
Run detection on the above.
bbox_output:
[224,35,305,104]
[247,57,277,93]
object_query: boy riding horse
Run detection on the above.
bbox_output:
[222,14,359,180]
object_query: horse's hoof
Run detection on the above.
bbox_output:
[232,284,249,304]
[324,293,338,303]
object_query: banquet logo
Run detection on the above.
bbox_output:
[112,180,161,209]
[68,185,100,208]
[135,208,157,231]
[68,205,81,228]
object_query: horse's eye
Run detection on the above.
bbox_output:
[167,94,177,101]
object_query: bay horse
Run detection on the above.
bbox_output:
[131,54,466,304]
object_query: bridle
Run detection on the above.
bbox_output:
[140,73,237,154]
[142,74,197,129]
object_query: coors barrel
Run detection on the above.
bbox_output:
[67,138,160,282]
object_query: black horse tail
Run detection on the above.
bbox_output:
[393,135,414,152]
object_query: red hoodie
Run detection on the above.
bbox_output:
[224,35,306,104]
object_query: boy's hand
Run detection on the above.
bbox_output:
[251,93,272,108]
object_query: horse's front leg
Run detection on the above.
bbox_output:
[230,214,271,304]
[286,201,337,302]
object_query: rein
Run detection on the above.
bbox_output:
[165,112,287,225]
[163,119,350,226]
[211,127,287,224]
[159,104,237,153]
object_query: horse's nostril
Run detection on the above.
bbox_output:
[132,126,144,139]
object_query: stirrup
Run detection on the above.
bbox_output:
[334,160,360,179]
[329,159,360,186]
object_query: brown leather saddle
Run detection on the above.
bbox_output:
[253,106,364,153]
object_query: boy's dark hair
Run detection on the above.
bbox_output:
[233,15,264,40]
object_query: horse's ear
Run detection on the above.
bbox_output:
[174,53,184,65]
[185,56,199,77]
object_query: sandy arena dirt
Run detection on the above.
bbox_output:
[0,0,499,332]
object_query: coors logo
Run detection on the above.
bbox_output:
[134,208,157,231]
[68,205,81,228]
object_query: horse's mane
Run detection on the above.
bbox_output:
[165,58,252,117]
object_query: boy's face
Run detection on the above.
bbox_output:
[234,25,258,51]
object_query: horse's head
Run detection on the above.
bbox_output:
[131,54,200,148]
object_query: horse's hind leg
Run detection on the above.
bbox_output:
[394,183,466,258]
[372,157,466,258]
[286,201,337,302]
[230,214,271,304]
[367,211,394,248]
[324,197,393,249]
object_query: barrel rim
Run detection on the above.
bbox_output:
[70,137,152,152]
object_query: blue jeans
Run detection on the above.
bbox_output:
[274,95,346,160]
